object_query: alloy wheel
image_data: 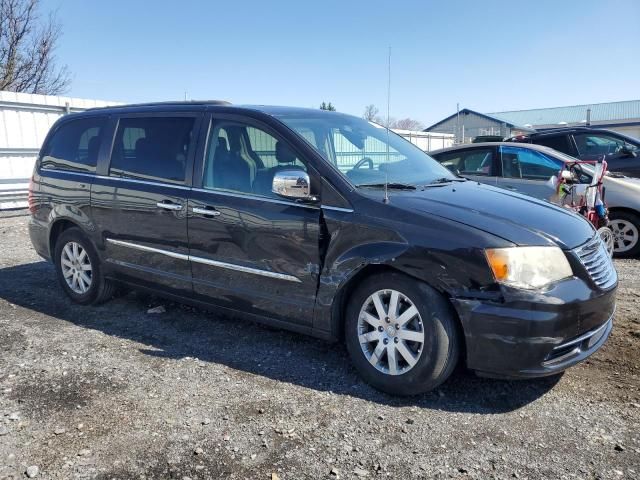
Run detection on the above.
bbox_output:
[357,289,425,376]
[60,241,93,294]
[610,219,639,254]
[597,227,614,257]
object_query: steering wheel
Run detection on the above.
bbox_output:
[566,163,581,183]
[353,157,374,170]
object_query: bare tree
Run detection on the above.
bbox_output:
[363,104,379,121]
[363,104,424,130]
[392,118,425,131]
[0,0,70,94]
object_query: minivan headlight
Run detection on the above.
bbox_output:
[485,246,573,289]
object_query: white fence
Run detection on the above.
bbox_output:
[393,129,454,152]
[0,90,119,209]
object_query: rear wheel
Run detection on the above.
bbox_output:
[54,227,116,304]
[609,211,640,257]
[344,272,459,395]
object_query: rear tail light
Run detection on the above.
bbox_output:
[28,175,36,214]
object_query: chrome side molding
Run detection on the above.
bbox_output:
[106,238,301,283]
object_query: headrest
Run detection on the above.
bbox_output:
[217,136,229,151]
[275,141,296,164]
[134,138,154,161]
[88,135,100,150]
[135,137,149,150]
[87,136,100,162]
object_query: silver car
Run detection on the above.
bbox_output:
[431,142,640,257]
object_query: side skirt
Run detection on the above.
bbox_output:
[105,277,335,341]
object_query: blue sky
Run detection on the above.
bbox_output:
[45,0,640,126]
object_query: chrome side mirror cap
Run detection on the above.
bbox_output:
[272,169,315,201]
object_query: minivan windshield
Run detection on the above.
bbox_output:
[271,110,456,187]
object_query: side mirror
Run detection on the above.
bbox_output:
[272,169,315,201]
[561,170,576,183]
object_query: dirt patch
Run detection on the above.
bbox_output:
[0,214,638,479]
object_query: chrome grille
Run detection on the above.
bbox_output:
[573,235,617,290]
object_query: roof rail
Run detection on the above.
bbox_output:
[85,100,231,111]
[533,126,608,135]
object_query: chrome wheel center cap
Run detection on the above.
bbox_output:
[386,325,396,337]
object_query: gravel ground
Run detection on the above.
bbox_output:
[0,214,638,480]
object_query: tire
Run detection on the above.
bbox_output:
[609,211,640,258]
[53,227,116,305]
[344,272,460,396]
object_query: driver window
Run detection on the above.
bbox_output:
[500,146,562,180]
[574,134,624,156]
[202,121,307,198]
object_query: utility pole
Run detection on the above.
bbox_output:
[456,103,460,144]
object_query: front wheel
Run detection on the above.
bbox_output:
[597,227,614,257]
[608,211,640,257]
[344,273,460,396]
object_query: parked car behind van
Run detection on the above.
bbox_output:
[431,142,640,257]
[29,102,617,395]
[506,127,640,178]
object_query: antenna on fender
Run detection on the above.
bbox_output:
[383,46,391,204]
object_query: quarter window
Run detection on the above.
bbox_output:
[500,146,562,179]
[109,117,195,184]
[202,121,307,198]
[40,117,106,172]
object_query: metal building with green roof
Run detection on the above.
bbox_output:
[425,100,640,143]
[488,100,640,138]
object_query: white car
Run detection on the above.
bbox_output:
[431,142,640,257]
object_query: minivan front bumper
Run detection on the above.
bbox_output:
[452,278,616,379]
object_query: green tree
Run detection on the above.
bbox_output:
[320,101,336,111]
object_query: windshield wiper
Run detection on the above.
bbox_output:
[356,182,416,190]
[425,177,467,186]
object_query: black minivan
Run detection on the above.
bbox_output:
[28,102,617,395]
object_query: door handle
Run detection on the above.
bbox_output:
[504,185,517,190]
[192,206,221,217]
[156,201,183,211]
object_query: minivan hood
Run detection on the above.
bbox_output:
[372,181,595,249]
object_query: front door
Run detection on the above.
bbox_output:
[92,113,201,295]
[188,116,322,326]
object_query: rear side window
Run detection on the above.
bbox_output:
[534,135,571,154]
[41,117,106,172]
[109,117,195,184]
